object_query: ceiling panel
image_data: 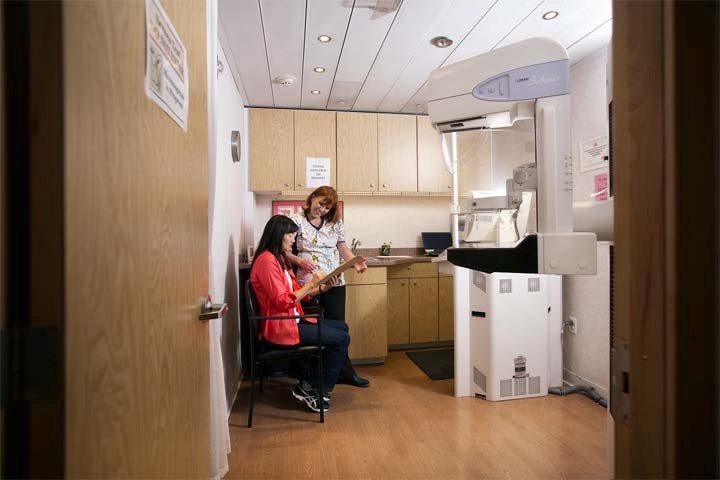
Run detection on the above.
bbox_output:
[218,0,613,114]
[301,0,354,109]
[352,0,452,111]
[328,2,400,110]
[374,0,497,112]
[442,0,545,66]
[567,19,612,64]
[261,0,306,107]
[218,0,273,106]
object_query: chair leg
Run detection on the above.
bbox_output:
[259,370,264,393]
[247,361,256,428]
[318,352,324,423]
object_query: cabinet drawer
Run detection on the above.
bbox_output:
[345,267,386,285]
[387,262,437,279]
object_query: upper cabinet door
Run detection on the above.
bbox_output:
[294,110,336,192]
[417,115,452,193]
[337,112,378,192]
[457,129,492,195]
[249,109,294,191]
[378,114,417,192]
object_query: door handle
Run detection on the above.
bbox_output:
[199,302,228,321]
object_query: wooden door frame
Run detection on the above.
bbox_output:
[613,1,719,477]
[1,1,65,477]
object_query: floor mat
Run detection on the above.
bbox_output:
[405,348,454,380]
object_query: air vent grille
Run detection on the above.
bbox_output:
[514,377,527,396]
[473,367,487,392]
[528,277,540,292]
[499,279,512,293]
[500,379,513,397]
[529,376,541,394]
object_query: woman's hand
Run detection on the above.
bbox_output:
[310,270,326,286]
[299,258,317,272]
[354,260,368,273]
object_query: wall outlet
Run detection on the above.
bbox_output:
[568,315,578,335]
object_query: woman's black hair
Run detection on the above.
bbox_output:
[251,215,299,270]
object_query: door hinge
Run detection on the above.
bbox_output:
[1,325,61,407]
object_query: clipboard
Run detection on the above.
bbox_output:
[315,256,365,286]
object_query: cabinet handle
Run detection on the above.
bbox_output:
[297,183,303,187]
[382,183,387,188]
[413,281,417,286]
[370,183,375,187]
[284,183,290,187]
[447,185,451,189]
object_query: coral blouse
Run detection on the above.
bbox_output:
[249,251,316,345]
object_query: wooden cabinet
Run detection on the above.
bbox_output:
[387,278,409,344]
[417,115,452,193]
[438,275,454,341]
[387,262,440,345]
[249,108,294,191]
[344,268,387,362]
[294,110,336,191]
[337,112,378,192]
[378,114,417,192]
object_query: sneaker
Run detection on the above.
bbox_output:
[292,382,330,413]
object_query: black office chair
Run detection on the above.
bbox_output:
[244,279,325,427]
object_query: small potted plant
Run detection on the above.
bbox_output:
[380,242,392,256]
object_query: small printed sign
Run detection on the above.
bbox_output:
[594,173,608,201]
[145,0,189,131]
[580,135,609,172]
[305,157,331,188]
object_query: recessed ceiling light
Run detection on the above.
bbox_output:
[430,36,453,48]
[337,100,346,104]
[542,11,559,20]
[313,66,326,73]
[318,35,331,43]
[415,104,422,108]
[274,75,296,86]
[310,90,321,95]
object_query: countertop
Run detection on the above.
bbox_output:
[364,255,433,267]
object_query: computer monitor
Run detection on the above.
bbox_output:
[421,232,453,256]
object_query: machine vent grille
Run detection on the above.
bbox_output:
[528,277,540,292]
[514,377,527,396]
[477,215,494,223]
[473,367,487,392]
[529,376,541,394]
[499,279,512,293]
[500,379,513,397]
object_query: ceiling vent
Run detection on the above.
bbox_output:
[274,75,296,86]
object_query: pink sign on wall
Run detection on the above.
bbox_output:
[594,173,609,201]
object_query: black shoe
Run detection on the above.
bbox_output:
[292,382,330,412]
[342,374,369,388]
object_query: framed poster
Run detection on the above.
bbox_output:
[272,200,343,220]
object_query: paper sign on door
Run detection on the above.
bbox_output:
[306,157,330,188]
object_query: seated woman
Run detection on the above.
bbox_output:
[250,214,350,413]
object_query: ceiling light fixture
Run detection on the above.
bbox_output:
[430,36,453,48]
[310,90,321,95]
[313,66,326,73]
[542,11,559,20]
[337,100,346,104]
[415,104,422,108]
[318,35,331,43]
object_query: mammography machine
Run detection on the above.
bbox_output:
[427,38,597,399]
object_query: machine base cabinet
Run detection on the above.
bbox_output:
[469,271,562,401]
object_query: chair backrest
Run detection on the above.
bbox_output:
[244,279,261,361]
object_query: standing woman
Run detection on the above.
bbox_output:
[289,186,370,387]
[250,215,350,412]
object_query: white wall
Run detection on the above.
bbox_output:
[563,46,611,397]
[210,40,246,411]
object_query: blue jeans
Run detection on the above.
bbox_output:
[297,318,350,392]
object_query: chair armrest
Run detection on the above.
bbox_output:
[250,313,321,321]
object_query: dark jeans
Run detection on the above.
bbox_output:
[303,285,358,381]
[297,318,349,392]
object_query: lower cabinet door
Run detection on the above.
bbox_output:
[387,279,409,345]
[438,276,454,341]
[345,284,387,360]
[409,278,439,343]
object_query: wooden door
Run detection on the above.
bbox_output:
[417,115,452,193]
[337,112,378,192]
[64,1,210,477]
[386,279,409,345]
[294,110,336,191]
[378,114,417,192]
[409,278,438,343]
[250,108,294,191]
[438,276,454,341]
